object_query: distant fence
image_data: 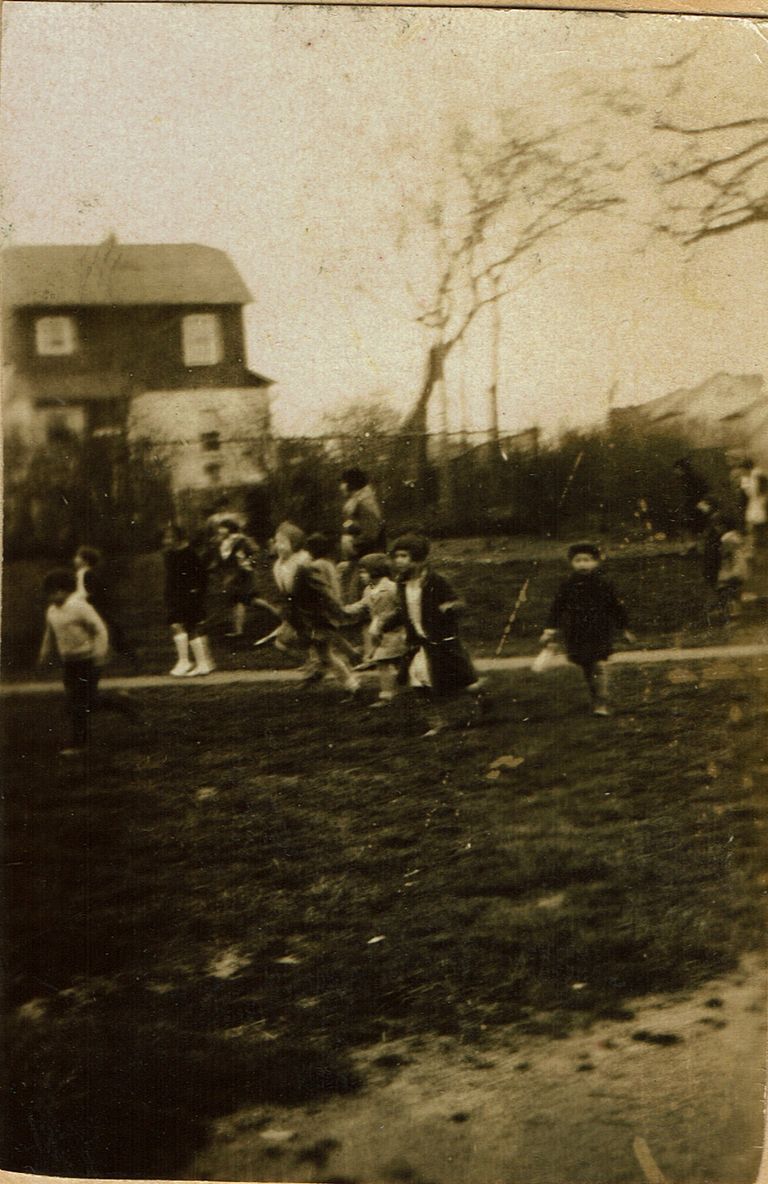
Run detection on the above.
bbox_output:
[3,421,736,559]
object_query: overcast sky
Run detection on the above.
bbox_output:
[2,2,766,437]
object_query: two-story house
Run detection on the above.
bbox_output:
[2,237,274,494]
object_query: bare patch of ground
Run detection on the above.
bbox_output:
[194,956,766,1184]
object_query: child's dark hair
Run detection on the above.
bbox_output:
[217,517,241,534]
[391,533,430,562]
[341,467,368,492]
[43,568,77,597]
[567,542,601,561]
[75,545,102,567]
[359,552,391,580]
[306,532,333,560]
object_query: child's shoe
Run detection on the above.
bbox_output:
[170,631,193,676]
[170,659,194,677]
[187,636,216,676]
[592,703,612,717]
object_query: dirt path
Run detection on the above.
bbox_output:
[3,642,768,695]
[191,956,767,1184]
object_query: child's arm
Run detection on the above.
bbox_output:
[343,595,369,620]
[434,574,465,614]
[80,601,110,665]
[540,581,568,641]
[37,619,55,666]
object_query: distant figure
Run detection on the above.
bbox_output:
[37,568,144,756]
[214,518,258,638]
[717,518,750,621]
[672,458,711,554]
[339,467,385,600]
[540,543,634,718]
[162,524,215,677]
[736,458,768,548]
[344,552,406,707]
[73,545,138,668]
[700,501,724,590]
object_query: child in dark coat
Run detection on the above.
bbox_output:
[540,543,633,716]
[383,533,478,736]
[162,524,215,676]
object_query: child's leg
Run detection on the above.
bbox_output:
[377,662,398,702]
[63,660,91,749]
[170,623,194,676]
[228,601,247,636]
[584,661,611,714]
[325,642,361,692]
[422,693,448,736]
[188,631,216,675]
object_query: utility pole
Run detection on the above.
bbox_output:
[487,272,501,446]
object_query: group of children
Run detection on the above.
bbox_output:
[39,520,638,753]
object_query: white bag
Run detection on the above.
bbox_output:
[531,643,558,674]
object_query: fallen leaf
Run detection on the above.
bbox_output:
[367,935,386,945]
[489,755,525,771]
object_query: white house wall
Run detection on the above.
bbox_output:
[128,387,272,492]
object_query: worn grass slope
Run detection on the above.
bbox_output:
[2,661,767,1176]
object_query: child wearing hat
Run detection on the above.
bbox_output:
[344,552,406,706]
[381,532,478,735]
[540,543,633,716]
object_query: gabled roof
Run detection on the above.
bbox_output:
[2,240,252,307]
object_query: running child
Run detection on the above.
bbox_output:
[384,533,478,736]
[37,568,144,755]
[73,545,139,668]
[162,524,215,676]
[272,523,360,695]
[214,518,258,637]
[344,552,406,706]
[540,543,633,717]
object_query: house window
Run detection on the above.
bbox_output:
[204,461,223,485]
[201,430,221,452]
[35,316,78,356]
[182,313,223,367]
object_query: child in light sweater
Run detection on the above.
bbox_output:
[38,569,143,755]
[344,552,406,706]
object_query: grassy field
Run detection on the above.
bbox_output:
[3,539,766,677]
[2,659,767,1177]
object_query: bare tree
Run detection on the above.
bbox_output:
[320,391,402,438]
[656,116,768,243]
[400,117,623,452]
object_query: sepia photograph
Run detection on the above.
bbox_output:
[1,2,768,1181]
